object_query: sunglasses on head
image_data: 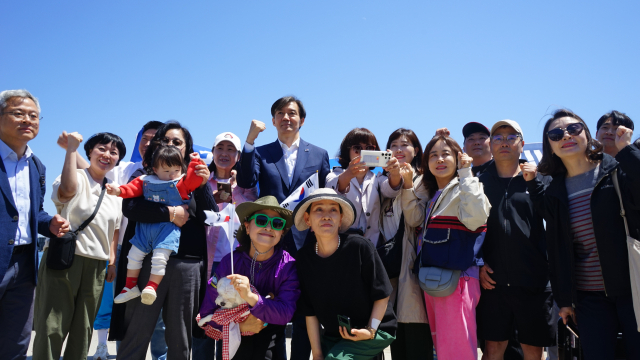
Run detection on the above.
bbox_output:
[248,214,287,231]
[546,123,585,142]
[351,144,376,152]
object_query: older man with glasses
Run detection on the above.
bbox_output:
[0,89,69,360]
[476,120,556,360]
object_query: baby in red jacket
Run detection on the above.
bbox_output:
[107,146,204,305]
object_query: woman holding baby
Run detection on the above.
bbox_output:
[114,121,218,359]
[198,196,300,360]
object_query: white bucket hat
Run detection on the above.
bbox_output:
[292,188,356,232]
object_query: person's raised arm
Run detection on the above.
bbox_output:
[457,153,491,231]
[57,132,84,203]
[236,120,265,189]
[57,131,90,169]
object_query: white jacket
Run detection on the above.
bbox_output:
[326,168,402,247]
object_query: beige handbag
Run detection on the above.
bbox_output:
[612,170,640,332]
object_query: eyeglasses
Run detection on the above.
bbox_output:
[161,138,185,147]
[491,134,521,145]
[350,144,377,152]
[546,123,584,142]
[248,214,287,231]
[1,111,42,121]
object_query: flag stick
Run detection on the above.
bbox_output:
[230,202,235,274]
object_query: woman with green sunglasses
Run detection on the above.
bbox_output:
[198,195,300,359]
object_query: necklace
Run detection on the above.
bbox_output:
[316,237,341,256]
[250,241,273,284]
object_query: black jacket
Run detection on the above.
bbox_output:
[527,145,640,308]
[478,160,551,287]
[472,159,493,177]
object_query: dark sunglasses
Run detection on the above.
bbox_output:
[248,214,287,230]
[546,123,585,142]
[161,138,185,147]
[351,144,377,152]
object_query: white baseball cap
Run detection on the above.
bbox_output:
[490,119,524,140]
[213,132,241,151]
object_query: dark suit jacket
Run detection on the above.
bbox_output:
[237,138,330,203]
[0,154,53,284]
[236,138,330,255]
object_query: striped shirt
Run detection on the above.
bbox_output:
[565,165,604,291]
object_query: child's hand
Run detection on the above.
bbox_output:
[190,152,201,161]
[106,184,121,196]
[198,314,213,327]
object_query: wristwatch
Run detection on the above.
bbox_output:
[364,325,376,339]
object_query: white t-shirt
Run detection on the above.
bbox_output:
[49,169,122,261]
[106,161,143,245]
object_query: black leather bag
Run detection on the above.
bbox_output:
[47,178,107,270]
[376,213,405,279]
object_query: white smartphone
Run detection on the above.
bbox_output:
[359,150,392,167]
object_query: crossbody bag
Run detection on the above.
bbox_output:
[47,178,108,270]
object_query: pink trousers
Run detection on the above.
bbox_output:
[424,277,481,360]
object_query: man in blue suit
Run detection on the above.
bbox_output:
[0,90,69,360]
[236,96,330,360]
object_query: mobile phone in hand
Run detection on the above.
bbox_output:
[217,182,231,194]
[566,317,579,338]
[337,315,352,335]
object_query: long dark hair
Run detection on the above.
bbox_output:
[537,109,603,177]
[337,127,380,169]
[420,135,462,196]
[143,121,194,174]
[386,128,423,175]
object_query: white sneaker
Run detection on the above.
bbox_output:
[114,286,141,304]
[141,287,157,305]
[93,342,109,360]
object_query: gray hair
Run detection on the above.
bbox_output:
[0,90,41,113]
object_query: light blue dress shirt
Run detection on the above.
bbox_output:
[0,139,32,245]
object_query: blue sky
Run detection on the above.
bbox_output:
[2,0,638,215]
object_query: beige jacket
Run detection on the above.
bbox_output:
[388,175,430,323]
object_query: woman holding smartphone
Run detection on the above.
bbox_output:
[405,135,490,360]
[524,109,640,359]
[294,188,396,360]
[382,128,433,359]
[325,127,403,247]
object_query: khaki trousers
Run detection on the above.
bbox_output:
[33,250,106,360]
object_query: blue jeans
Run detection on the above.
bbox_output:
[151,309,168,360]
[575,291,640,360]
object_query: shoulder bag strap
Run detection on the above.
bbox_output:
[612,169,631,238]
[74,178,108,235]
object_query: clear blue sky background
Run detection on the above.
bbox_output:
[2,0,638,215]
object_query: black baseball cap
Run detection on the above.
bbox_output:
[462,122,490,139]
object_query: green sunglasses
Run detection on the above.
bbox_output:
[248,214,287,230]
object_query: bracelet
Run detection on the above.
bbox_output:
[107,264,116,267]
[170,206,177,223]
[364,325,376,339]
